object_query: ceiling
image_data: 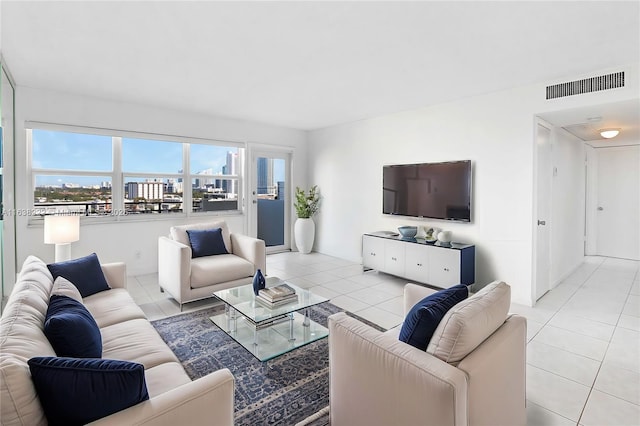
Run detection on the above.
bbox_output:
[539,100,640,145]
[1,1,639,131]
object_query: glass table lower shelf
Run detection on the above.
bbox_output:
[210,308,329,361]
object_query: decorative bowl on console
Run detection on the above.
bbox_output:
[397,226,418,238]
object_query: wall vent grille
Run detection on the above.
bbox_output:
[546,71,624,100]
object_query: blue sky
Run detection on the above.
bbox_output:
[31,130,274,187]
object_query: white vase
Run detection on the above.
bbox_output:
[294,218,315,254]
[437,230,452,243]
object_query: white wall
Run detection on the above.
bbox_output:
[13,87,307,276]
[550,128,586,286]
[307,65,639,306]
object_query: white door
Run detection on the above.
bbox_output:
[535,123,552,301]
[595,146,640,260]
[249,149,291,253]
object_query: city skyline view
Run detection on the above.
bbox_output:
[31,129,285,191]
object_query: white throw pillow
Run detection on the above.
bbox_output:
[51,276,83,303]
[427,281,511,365]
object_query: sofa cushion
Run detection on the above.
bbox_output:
[187,228,229,258]
[144,362,192,398]
[51,276,82,302]
[44,295,102,358]
[171,220,232,253]
[190,254,255,288]
[47,253,111,297]
[83,288,147,328]
[427,281,511,365]
[28,356,149,425]
[101,319,179,369]
[399,284,468,350]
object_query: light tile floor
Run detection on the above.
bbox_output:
[130,252,640,426]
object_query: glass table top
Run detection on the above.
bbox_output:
[211,277,330,361]
[212,277,329,325]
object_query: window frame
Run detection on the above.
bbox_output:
[27,122,245,223]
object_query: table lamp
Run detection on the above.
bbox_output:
[44,215,80,262]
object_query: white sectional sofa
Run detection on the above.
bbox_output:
[0,255,234,426]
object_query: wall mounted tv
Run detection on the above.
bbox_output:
[382,160,472,222]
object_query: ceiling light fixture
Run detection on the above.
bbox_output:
[599,128,620,139]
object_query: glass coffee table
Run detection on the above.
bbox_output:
[210,277,329,361]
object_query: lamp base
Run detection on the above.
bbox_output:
[54,243,72,263]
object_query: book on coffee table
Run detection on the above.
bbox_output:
[255,293,298,308]
[256,283,298,307]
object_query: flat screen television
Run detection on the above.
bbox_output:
[383,160,472,222]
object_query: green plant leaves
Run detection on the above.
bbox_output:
[294,185,320,218]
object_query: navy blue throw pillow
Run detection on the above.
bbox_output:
[47,253,110,298]
[187,228,229,258]
[399,284,469,351]
[44,295,102,358]
[28,356,149,425]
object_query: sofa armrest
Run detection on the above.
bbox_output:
[158,236,192,303]
[230,233,266,274]
[88,368,235,426]
[328,312,468,426]
[101,262,127,289]
[403,283,438,315]
[457,314,527,426]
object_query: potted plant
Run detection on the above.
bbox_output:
[293,185,320,254]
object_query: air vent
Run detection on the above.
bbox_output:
[546,71,624,100]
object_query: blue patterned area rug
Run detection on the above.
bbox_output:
[151,302,381,425]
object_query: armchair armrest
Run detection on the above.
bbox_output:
[230,233,266,274]
[328,312,468,426]
[158,236,192,303]
[89,368,235,426]
[403,283,438,315]
[101,262,126,289]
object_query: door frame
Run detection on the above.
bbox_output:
[1,59,17,305]
[246,144,293,253]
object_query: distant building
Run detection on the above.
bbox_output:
[126,182,163,200]
[166,178,182,194]
[194,168,215,188]
[257,157,274,195]
[223,152,239,195]
[277,181,285,200]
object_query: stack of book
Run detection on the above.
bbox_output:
[257,284,298,307]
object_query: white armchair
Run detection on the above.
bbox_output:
[158,221,266,308]
[328,281,526,426]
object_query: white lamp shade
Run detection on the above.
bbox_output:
[44,215,80,244]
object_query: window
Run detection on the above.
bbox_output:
[190,144,240,212]
[31,130,113,216]
[28,126,243,219]
[122,137,183,215]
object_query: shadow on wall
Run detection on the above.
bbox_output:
[469,247,498,293]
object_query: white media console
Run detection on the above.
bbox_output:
[362,232,475,288]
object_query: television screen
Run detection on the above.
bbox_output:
[383,160,472,222]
